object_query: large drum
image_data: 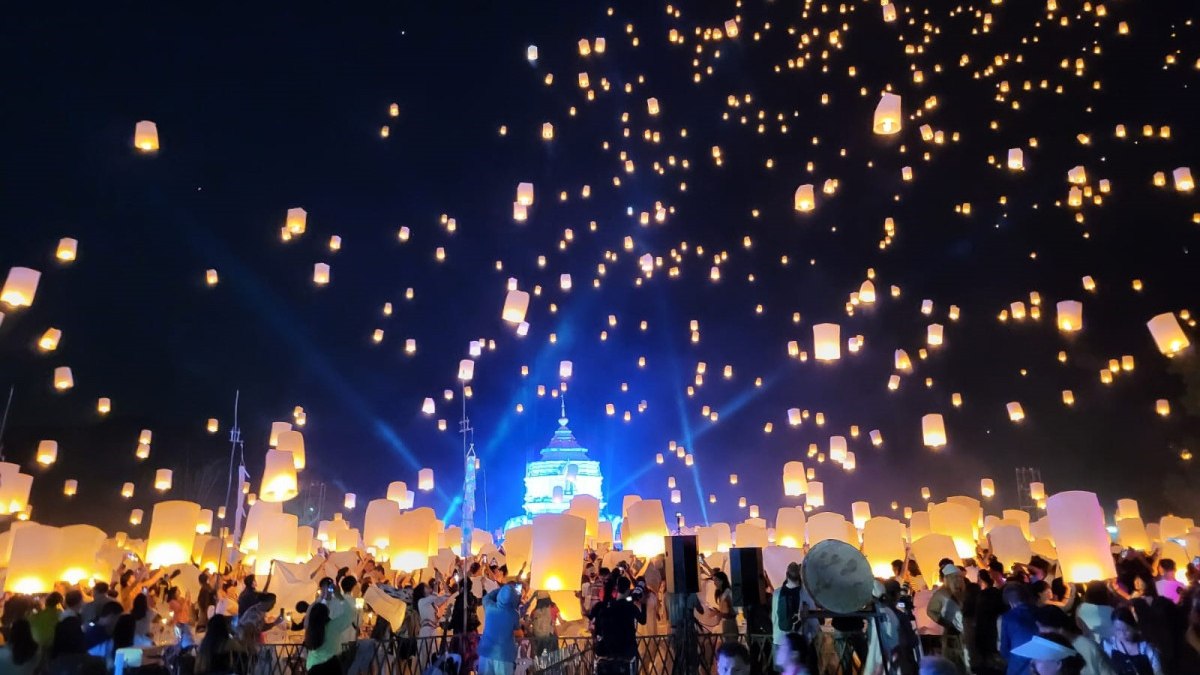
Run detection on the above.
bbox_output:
[801,539,874,613]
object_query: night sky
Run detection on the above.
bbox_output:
[1,1,1198,536]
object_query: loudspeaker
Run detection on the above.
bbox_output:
[663,535,699,594]
[730,546,767,606]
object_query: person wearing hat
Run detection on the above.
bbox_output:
[1034,605,1117,675]
[927,564,967,671]
[1012,634,1087,675]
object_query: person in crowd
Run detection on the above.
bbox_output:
[290,602,310,632]
[333,575,360,645]
[60,591,84,621]
[110,615,136,652]
[927,564,966,669]
[527,591,558,658]
[1154,559,1184,604]
[195,614,236,675]
[0,619,38,675]
[84,602,123,663]
[165,586,193,644]
[1011,634,1086,675]
[1101,607,1164,675]
[1120,571,1176,668]
[476,583,520,675]
[236,575,258,618]
[1077,581,1115,642]
[970,567,1006,674]
[773,632,810,675]
[304,603,346,675]
[130,594,157,646]
[590,576,646,665]
[716,641,752,675]
[81,583,111,626]
[117,568,163,612]
[29,592,63,652]
[195,572,216,630]
[1177,592,1200,673]
[1034,605,1117,675]
[1000,582,1040,675]
[211,580,239,619]
[773,562,816,655]
[237,593,284,647]
[864,580,904,675]
[49,614,86,660]
[710,570,737,638]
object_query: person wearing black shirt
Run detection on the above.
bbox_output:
[588,576,646,672]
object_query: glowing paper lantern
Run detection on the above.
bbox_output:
[872,93,902,135]
[1029,482,1045,501]
[927,324,944,347]
[1115,499,1140,521]
[980,479,995,498]
[1056,301,1083,332]
[254,511,299,576]
[530,514,586,592]
[911,533,958,579]
[862,518,907,577]
[343,493,356,510]
[782,461,807,496]
[53,367,74,391]
[987,525,1032,568]
[851,502,872,529]
[830,436,848,464]
[735,521,769,548]
[622,499,668,556]
[502,524,533,576]
[146,500,202,567]
[1007,148,1024,170]
[129,509,143,526]
[196,509,213,535]
[929,501,976,558]
[806,512,853,545]
[4,524,62,593]
[98,398,111,414]
[386,481,409,506]
[882,3,897,22]
[1007,402,1025,422]
[259,449,298,502]
[567,494,601,540]
[1146,313,1190,356]
[418,468,434,491]
[313,263,330,285]
[58,524,104,584]
[36,440,58,466]
[286,207,307,234]
[559,360,573,378]
[134,121,159,151]
[1174,167,1195,192]
[458,359,474,381]
[269,421,292,447]
[364,498,401,551]
[277,430,306,471]
[1115,517,1151,551]
[794,184,816,212]
[775,507,806,548]
[813,323,841,361]
[807,481,825,508]
[921,414,947,448]
[502,290,530,323]
[1046,491,1117,582]
[56,238,78,262]
[154,469,173,491]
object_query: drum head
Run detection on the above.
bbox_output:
[801,539,873,613]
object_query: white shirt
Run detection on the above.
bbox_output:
[1155,578,1184,604]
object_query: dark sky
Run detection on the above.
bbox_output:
[1,1,1198,536]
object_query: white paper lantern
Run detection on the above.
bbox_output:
[1046,491,1117,582]
[146,501,201,567]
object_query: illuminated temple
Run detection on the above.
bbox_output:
[521,401,604,517]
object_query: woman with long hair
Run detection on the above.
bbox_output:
[0,619,39,675]
[304,600,343,675]
[711,570,737,638]
[1102,607,1164,675]
[195,614,234,675]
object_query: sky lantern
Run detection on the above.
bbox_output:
[735,520,768,548]
[862,518,906,577]
[806,512,853,545]
[516,182,534,206]
[806,481,825,508]
[646,97,660,116]
[121,482,134,499]
[1007,148,1024,170]
[981,479,995,498]
[196,509,213,535]
[895,350,912,372]
[1115,498,1140,522]
[1056,300,1083,332]
[1046,491,1117,582]
[873,93,902,135]
[813,323,841,361]
[1007,402,1025,422]
[622,499,668,556]
[134,121,159,151]
[458,359,475,381]
[389,508,438,572]
[418,468,434,491]
[62,479,77,497]
[927,324,944,347]
[911,533,958,578]
[286,207,307,234]
[775,507,806,548]
[829,436,848,464]
[794,184,816,211]
[386,481,408,506]
[4,524,62,593]
[154,469,172,491]
[146,500,201,567]
[259,449,298,502]
[1173,167,1194,192]
[254,511,299,576]
[56,238,78,262]
[542,123,554,140]
[57,524,103,583]
[526,45,538,62]
[1146,312,1190,356]
[988,525,1033,568]
[930,501,977,558]
[1029,482,1046,501]
[782,461,807,496]
[53,367,74,391]
[342,493,356,510]
[851,501,872,529]
[36,440,58,466]
[267,422,290,447]
[559,360,573,378]
[97,397,111,414]
[313,263,330,285]
[277,430,306,471]
[882,3,897,22]
[364,498,400,552]
[530,513,586,592]
[421,398,435,415]
[921,414,947,448]
[1115,517,1151,551]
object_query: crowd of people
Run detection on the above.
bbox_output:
[0,541,1197,675]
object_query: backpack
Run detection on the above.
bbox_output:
[531,606,554,637]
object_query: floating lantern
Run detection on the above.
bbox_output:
[286,207,307,234]
[775,507,806,548]
[806,481,825,508]
[154,469,172,491]
[531,514,586,592]
[783,461,807,496]
[36,440,58,466]
[313,263,330,285]
[1029,482,1046,501]
[389,508,438,572]
[1115,517,1151,551]
[146,501,201,566]
[851,501,872,529]
[502,290,530,323]
[623,499,668,556]
[56,238,78,262]
[3,524,62,593]
[873,93,902,134]
[134,121,159,151]
[268,422,291,447]
[559,360,573,378]
[1174,167,1195,192]
[922,414,947,448]
[1007,402,1025,422]
[1147,313,1190,356]
[343,493,356,509]
[129,509,144,526]
[1057,301,1083,332]
[1156,399,1171,416]
[53,367,74,391]
[981,479,995,498]
[813,323,841,361]
[930,501,977,558]
[882,3,897,21]
[458,359,474,381]
[988,525,1033,568]
[736,521,768,548]
[806,512,853,545]
[829,436,848,464]
[927,324,944,347]
[1007,148,1024,170]
[98,398,111,414]
[794,184,816,212]
[862,518,907,577]
[206,418,219,434]
[418,468,434,491]
[254,511,299,576]
[1115,499,1140,521]
[63,479,77,497]
[1046,491,1117,582]
[277,430,306,471]
[386,481,409,506]
[526,45,538,62]
[259,449,298,502]
[197,509,213,535]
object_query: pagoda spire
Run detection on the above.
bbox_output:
[559,394,568,427]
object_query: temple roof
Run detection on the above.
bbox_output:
[539,398,591,459]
